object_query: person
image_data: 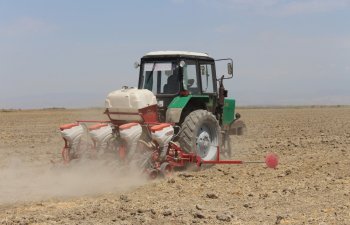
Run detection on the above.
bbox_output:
[163,73,179,94]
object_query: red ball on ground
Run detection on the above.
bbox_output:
[265,153,279,169]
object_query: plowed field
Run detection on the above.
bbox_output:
[1,107,349,225]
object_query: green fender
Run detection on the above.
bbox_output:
[223,98,236,125]
[166,95,209,123]
[222,98,246,135]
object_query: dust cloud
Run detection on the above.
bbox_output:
[0,157,147,204]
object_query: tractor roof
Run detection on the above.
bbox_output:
[142,51,213,60]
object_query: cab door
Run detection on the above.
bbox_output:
[198,61,217,113]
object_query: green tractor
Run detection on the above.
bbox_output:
[136,51,245,159]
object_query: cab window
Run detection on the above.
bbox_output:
[141,62,179,94]
[183,62,200,94]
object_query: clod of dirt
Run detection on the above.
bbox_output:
[162,210,172,216]
[194,211,205,219]
[137,209,145,214]
[196,204,204,210]
[243,203,253,209]
[174,211,184,217]
[206,193,218,199]
[275,215,284,224]
[120,195,130,202]
[285,169,292,175]
[150,209,156,215]
[216,212,231,222]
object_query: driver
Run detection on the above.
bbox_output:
[163,71,179,94]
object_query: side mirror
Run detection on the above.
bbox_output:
[187,79,195,87]
[134,61,140,68]
[227,63,233,75]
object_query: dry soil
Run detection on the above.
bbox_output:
[0,107,349,225]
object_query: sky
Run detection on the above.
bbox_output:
[0,0,349,108]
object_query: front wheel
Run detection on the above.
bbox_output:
[179,110,221,161]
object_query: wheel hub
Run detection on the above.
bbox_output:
[197,128,212,158]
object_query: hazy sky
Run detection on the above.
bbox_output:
[1,0,349,108]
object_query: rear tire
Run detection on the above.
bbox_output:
[179,110,220,161]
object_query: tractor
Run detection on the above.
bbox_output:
[134,51,244,158]
[59,51,268,178]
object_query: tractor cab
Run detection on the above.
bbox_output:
[138,51,224,123]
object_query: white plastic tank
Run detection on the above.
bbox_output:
[105,87,157,121]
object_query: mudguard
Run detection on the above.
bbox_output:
[166,95,209,123]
